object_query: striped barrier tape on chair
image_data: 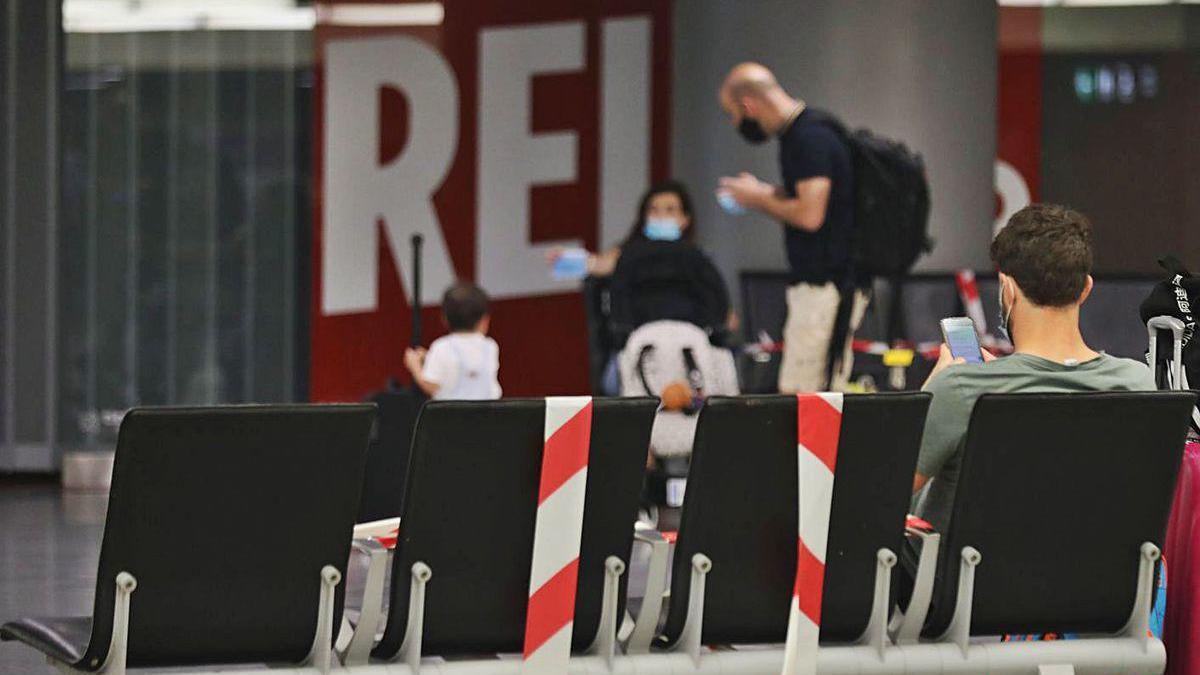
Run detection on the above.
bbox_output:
[781,392,843,675]
[522,396,593,675]
[955,269,988,335]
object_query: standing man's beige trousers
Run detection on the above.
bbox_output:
[778,282,870,393]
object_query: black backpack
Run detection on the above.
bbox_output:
[1140,256,1200,434]
[846,129,933,278]
[819,117,933,353]
[821,117,933,279]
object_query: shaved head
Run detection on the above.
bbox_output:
[721,62,780,101]
[718,62,798,135]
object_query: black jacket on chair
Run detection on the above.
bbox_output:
[608,239,730,348]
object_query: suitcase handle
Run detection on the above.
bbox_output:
[1147,316,1185,389]
[410,233,424,348]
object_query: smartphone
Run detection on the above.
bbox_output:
[940,317,984,364]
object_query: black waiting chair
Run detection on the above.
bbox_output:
[904,391,1195,672]
[348,397,657,667]
[0,404,375,674]
[630,393,929,665]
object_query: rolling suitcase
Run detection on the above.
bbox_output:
[1149,315,1200,674]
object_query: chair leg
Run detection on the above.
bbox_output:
[856,548,897,659]
[1119,542,1161,645]
[674,553,712,668]
[304,565,342,675]
[397,561,434,672]
[938,546,982,657]
[584,556,626,670]
[97,572,137,675]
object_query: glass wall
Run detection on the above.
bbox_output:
[59,28,312,449]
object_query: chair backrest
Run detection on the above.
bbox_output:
[358,389,424,522]
[84,404,375,669]
[373,397,658,659]
[923,391,1196,638]
[659,393,930,646]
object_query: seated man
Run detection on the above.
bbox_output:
[913,204,1155,533]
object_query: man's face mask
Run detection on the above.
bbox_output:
[738,116,769,144]
[997,277,1014,342]
[644,217,683,241]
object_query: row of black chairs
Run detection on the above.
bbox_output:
[2,391,1195,674]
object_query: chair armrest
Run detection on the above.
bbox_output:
[340,538,391,666]
[625,528,671,654]
[890,526,940,645]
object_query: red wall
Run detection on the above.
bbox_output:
[997,6,1042,211]
[311,1,673,402]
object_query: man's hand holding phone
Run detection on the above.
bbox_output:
[928,343,996,379]
[925,317,996,386]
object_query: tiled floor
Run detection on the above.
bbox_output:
[0,479,106,674]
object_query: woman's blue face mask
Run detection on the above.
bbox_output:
[644,217,683,241]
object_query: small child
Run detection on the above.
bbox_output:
[404,282,502,400]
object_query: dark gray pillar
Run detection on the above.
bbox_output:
[0,0,61,471]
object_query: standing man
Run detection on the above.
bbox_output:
[717,62,869,393]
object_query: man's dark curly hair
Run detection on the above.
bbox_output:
[990,204,1093,307]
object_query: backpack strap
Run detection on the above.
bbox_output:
[681,347,705,396]
[635,345,656,397]
[824,278,864,389]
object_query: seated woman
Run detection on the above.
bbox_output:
[605,183,740,489]
[608,217,730,347]
[562,180,699,276]
[551,180,737,340]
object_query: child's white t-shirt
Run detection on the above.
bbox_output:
[421,332,502,400]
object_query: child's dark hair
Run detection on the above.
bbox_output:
[442,282,490,331]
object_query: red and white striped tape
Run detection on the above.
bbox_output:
[522,396,593,674]
[955,269,988,335]
[782,392,843,675]
[850,338,943,362]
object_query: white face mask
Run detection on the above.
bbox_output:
[644,216,683,241]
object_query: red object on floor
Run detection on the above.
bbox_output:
[1165,440,1200,674]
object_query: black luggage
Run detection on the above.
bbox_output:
[1141,255,1200,436]
[357,234,428,523]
